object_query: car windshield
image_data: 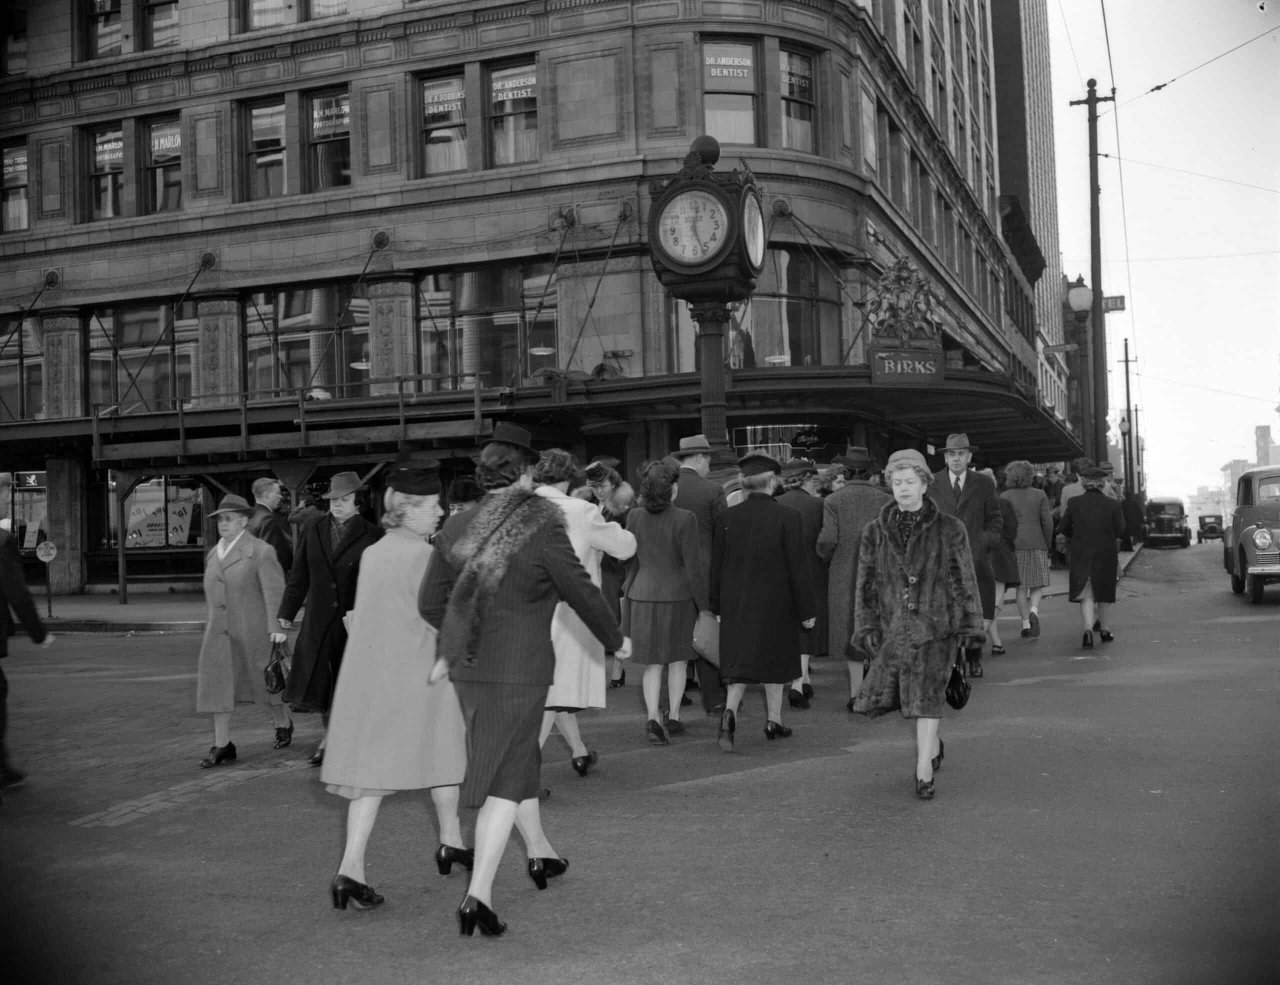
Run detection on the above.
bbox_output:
[1148,503,1183,517]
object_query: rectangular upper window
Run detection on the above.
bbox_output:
[703,41,757,145]
[422,75,467,174]
[245,0,287,30]
[488,62,538,167]
[1,143,28,232]
[307,0,347,17]
[308,89,351,190]
[144,118,182,214]
[246,100,286,200]
[86,0,123,59]
[88,124,124,220]
[779,49,815,154]
[1,8,27,75]
[142,0,180,49]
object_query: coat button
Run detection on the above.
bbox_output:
[908,575,918,584]
[907,603,917,610]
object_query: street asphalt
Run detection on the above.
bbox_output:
[0,543,1276,985]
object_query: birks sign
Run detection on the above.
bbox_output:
[870,347,944,385]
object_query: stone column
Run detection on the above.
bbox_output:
[366,274,416,396]
[38,309,84,419]
[194,294,241,407]
[45,458,85,593]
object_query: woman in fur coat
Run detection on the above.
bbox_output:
[851,449,985,800]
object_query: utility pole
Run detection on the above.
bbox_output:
[1070,78,1114,465]
[1120,338,1136,491]
[1132,405,1143,496]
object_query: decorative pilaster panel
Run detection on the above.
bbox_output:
[39,310,83,419]
[366,276,417,396]
[45,458,86,594]
[194,294,241,406]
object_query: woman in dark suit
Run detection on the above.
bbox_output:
[1059,467,1126,649]
[419,423,629,938]
[622,460,708,744]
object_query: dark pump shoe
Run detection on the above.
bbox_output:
[527,856,569,891]
[458,895,506,937]
[646,720,669,745]
[608,670,626,689]
[968,659,984,678]
[571,750,598,777]
[663,719,686,737]
[273,723,293,749]
[717,709,736,752]
[435,844,475,876]
[330,874,385,910]
[915,776,936,800]
[1029,611,1041,637]
[763,720,793,740]
[308,748,325,767]
[199,742,236,769]
[1099,630,1115,643]
[1082,630,1094,649]
[931,740,944,773]
[802,682,815,699]
[787,688,810,709]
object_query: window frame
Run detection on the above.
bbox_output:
[420,73,468,176]
[778,47,816,154]
[85,0,124,60]
[140,0,180,49]
[87,122,125,222]
[487,60,539,168]
[142,117,182,214]
[1,142,29,233]
[702,38,759,147]
[1,6,28,75]
[244,98,287,201]
[306,88,352,192]
[244,0,288,31]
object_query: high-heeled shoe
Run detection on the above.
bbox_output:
[915,776,936,800]
[527,856,569,890]
[608,670,626,689]
[1099,630,1115,643]
[968,659,984,678]
[802,682,814,699]
[763,720,793,740]
[717,709,736,752]
[571,750,598,777]
[646,719,669,745]
[1082,630,1094,649]
[273,723,293,749]
[307,747,324,767]
[435,843,474,875]
[330,874,385,910]
[458,895,506,937]
[846,697,858,713]
[787,688,810,709]
[199,741,236,769]
[931,739,944,773]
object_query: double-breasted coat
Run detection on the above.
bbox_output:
[196,533,286,714]
[278,514,381,712]
[931,467,1002,618]
[777,488,829,655]
[817,480,892,658]
[851,499,984,719]
[710,492,816,684]
[535,485,635,709]
[1060,488,1126,603]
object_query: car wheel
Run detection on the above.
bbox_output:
[1246,572,1266,603]
[1231,552,1245,594]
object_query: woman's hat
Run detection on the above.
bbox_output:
[738,452,782,477]
[782,459,817,478]
[388,451,441,496]
[209,494,254,517]
[322,471,365,500]
[836,446,876,470]
[885,449,930,475]
[1081,466,1109,480]
[489,421,538,457]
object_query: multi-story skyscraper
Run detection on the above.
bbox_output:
[0,0,1080,591]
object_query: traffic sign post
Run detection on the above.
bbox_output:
[36,541,57,618]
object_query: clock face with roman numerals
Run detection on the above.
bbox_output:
[656,189,731,267]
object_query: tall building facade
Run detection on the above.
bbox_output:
[0,0,1079,590]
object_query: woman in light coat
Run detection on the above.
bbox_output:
[534,450,636,776]
[321,464,468,911]
[195,494,291,769]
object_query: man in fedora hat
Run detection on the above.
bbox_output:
[931,434,1002,678]
[817,447,892,708]
[777,459,827,708]
[670,434,729,715]
[278,469,382,765]
[247,476,293,576]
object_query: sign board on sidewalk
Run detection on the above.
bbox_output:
[36,541,57,563]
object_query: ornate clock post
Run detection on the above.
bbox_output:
[649,136,765,461]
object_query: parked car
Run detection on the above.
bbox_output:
[1144,498,1191,548]
[1196,515,1224,543]
[1224,467,1280,603]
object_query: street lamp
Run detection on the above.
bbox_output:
[1065,276,1096,460]
[1118,416,1133,498]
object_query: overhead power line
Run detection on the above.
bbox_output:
[1066,249,1280,262]
[1137,373,1277,405]
[1098,153,1280,194]
[1056,0,1086,89]
[1113,24,1280,110]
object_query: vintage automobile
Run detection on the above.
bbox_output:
[1196,515,1224,543]
[1224,466,1280,603]
[1144,498,1191,548]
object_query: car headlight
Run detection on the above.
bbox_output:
[1253,528,1275,550]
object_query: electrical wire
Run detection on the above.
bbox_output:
[1063,249,1280,262]
[1136,372,1277,405]
[1098,153,1280,194]
[1113,24,1280,111]
[1055,0,1086,90]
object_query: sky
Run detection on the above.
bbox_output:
[1045,0,1280,500]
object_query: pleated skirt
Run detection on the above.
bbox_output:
[453,681,544,809]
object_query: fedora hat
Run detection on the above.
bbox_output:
[322,471,365,500]
[489,421,537,457]
[944,433,978,453]
[209,494,254,517]
[836,446,875,470]
[670,434,714,458]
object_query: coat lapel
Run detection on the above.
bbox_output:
[219,536,249,571]
[330,517,366,562]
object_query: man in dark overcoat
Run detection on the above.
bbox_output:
[776,459,827,707]
[671,434,728,715]
[817,447,891,708]
[710,453,815,752]
[278,470,381,765]
[247,476,293,575]
[0,476,53,798]
[930,433,1002,678]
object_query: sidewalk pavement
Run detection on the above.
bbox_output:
[26,547,1144,635]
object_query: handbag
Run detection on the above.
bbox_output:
[945,653,971,711]
[264,640,292,695]
[691,611,720,667]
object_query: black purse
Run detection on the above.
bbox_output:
[945,654,971,710]
[264,640,291,695]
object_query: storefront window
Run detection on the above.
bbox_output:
[88,302,196,414]
[244,282,369,400]
[105,474,204,549]
[703,41,757,145]
[9,471,48,551]
[0,316,44,421]
[419,273,457,391]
